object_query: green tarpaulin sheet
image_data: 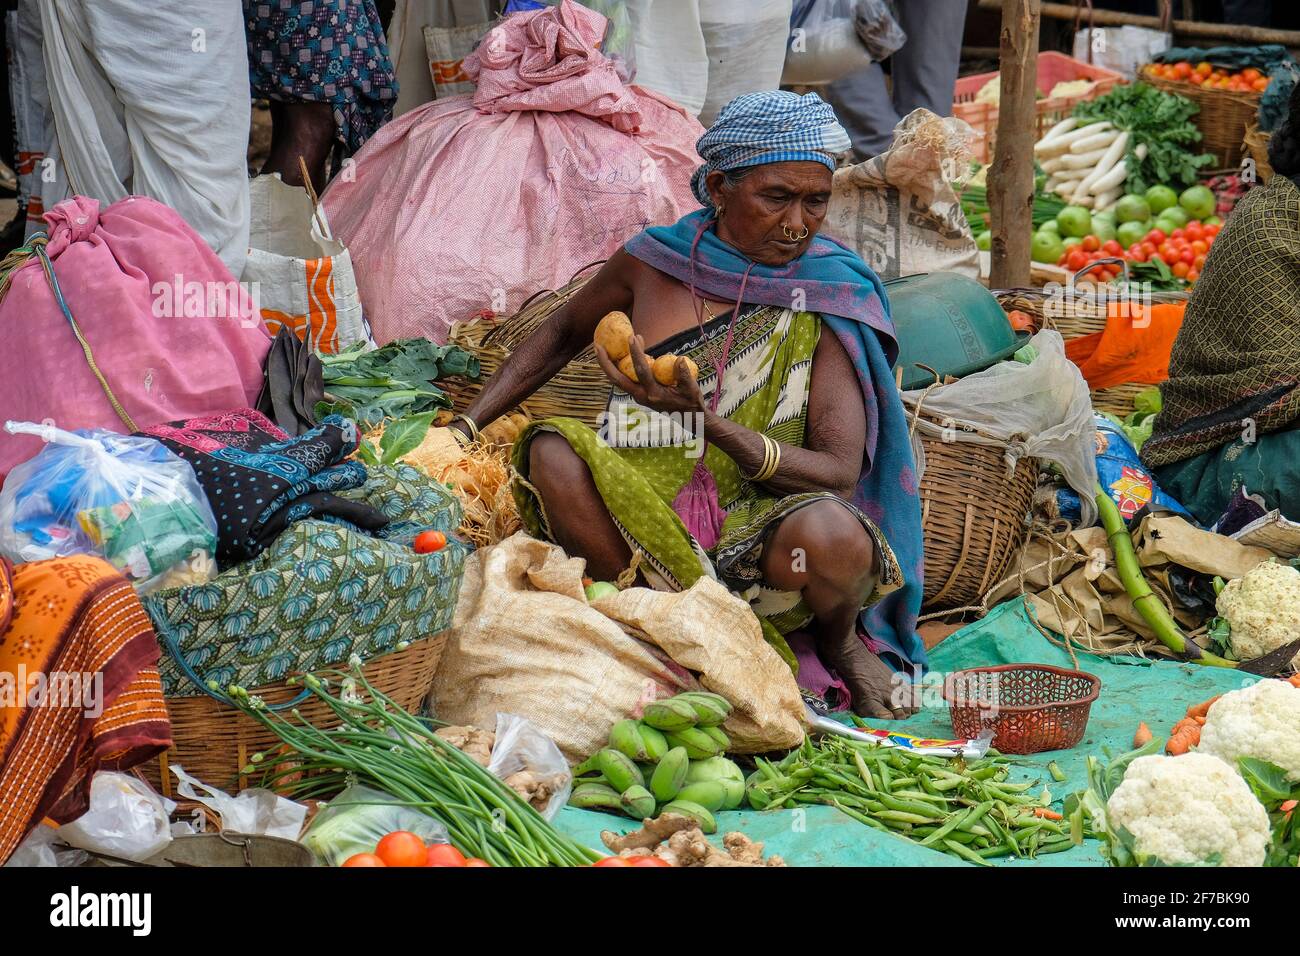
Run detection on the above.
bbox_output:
[555,597,1258,866]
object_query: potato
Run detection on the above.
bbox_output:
[678,356,700,382]
[594,311,633,361]
[652,354,680,386]
[617,354,638,383]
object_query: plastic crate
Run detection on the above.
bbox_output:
[954,51,1125,164]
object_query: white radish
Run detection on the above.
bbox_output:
[1076,131,1129,192]
[1040,156,1067,174]
[1036,116,1079,147]
[1051,167,1091,181]
[1052,181,1078,198]
[1058,148,1109,169]
[1070,129,1120,154]
[1092,187,1121,211]
[1072,193,1096,208]
[1034,121,1112,158]
[1088,160,1128,195]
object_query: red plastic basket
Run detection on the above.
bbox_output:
[942,663,1102,755]
[953,51,1125,164]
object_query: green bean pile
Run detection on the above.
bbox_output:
[229,673,603,867]
[746,737,1075,865]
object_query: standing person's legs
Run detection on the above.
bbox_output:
[889,0,968,117]
[824,64,899,161]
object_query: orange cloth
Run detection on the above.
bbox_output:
[0,555,170,863]
[1065,301,1187,391]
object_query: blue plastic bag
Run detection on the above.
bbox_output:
[1056,415,1192,524]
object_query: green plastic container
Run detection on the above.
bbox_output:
[885,273,1028,391]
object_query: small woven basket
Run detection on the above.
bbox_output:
[913,410,1037,610]
[448,264,608,429]
[1139,66,1261,169]
[943,663,1101,754]
[141,634,447,796]
[1243,123,1274,182]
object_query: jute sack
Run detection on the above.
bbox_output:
[429,534,806,761]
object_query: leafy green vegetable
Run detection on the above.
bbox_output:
[1125,256,1185,292]
[316,338,480,428]
[1238,757,1300,867]
[958,181,1066,231]
[1072,84,1215,192]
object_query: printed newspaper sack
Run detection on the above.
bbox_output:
[822,109,980,281]
[242,174,371,354]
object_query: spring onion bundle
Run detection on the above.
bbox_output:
[229,671,602,867]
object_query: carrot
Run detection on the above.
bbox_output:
[1186,695,1221,719]
[1033,807,1064,821]
[1166,735,1193,755]
[1288,674,1300,689]
[1193,715,1206,726]
[1282,800,1297,819]
[1133,722,1153,748]
[1171,717,1199,737]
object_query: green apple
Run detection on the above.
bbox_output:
[1031,231,1066,264]
[975,230,991,250]
[1092,218,1117,242]
[1204,214,1223,227]
[1062,236,1083,248]
[584,581,619,601]
[1116,220,1147,247]
[1056,205,1094,238]
[1144,185,1178,215]
[1038,219,1061,236]
[1157,205,1190,229]
[1114,194,1152,224]
[1179,185,1216,221]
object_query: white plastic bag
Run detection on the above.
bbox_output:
[1073,25,1170,82]
[785,0,903,86]
[0,422,217,593]
[487,713,573,821]
[300,783,451,866]
[170,765,307,840]
[56,772,176,863]
[902,330,1099,525]
[697,0,793,126]
[4,825,88,867]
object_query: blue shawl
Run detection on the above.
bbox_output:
[624,209,927,675]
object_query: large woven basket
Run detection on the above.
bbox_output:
[142,634,447,796]
[1244,123,1274,182]
[1140,66,1261,169]
[913,411,1037,610]
[448,264,608,429]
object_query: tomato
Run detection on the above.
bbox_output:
[1140,241,1157,258]
[1170,228,1185,241]
[1081,235,1101,252]
[1174,61,1193,79]
[1206,223,1220,237]
[424,843,468,867]
[342,853,386,867]
[629,856,672,867]
[376,831,427,868]
[1101,239,1123,257]
[1145,229,1166,245]
[464,858,492,867]
[413,530,447,554]
[1126,243,1145,262]
[1193,254,1206,271]
[1186,269,1199,283]
[1195,61,1212,76]
[1172,261,1190,279]
[1242,67,1261,82]
[1189,239,1207,256]
[593,856,635,867]
[1184,223,1204,241]
[1189,73,1205,85]
[1180,249,1195,265]
[1254,77,1270,92]
[1066,250,1088,272]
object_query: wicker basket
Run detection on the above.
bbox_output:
[1140,66,1261,169]
[142,634,447,796]
[1244,123,1274,182]
[943,664,1101,754]
[913,411,1037,610]
[448,265,608,429]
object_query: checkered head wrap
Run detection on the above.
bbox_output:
[691,90,851,208]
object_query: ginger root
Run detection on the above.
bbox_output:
[435,725,496,767]
[601,814,786,867]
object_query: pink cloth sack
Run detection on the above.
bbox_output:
[0,196,271,477]
[322,0,704,344]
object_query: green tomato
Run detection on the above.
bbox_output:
[1144,185,1178,215]
[1179,185,1216,221]
[975,230,991,251]
[1031,231,1066,264]
[1114,194,1152,224]
[1056,205,1093,238]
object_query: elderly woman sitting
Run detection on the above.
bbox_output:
[448,92,925,718]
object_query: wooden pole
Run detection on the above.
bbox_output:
[988,0,1040,289]
[978,0,1300,48]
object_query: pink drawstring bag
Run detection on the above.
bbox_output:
[322,0,704,345]
[0,196,271,478]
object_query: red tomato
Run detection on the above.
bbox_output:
[1102,239,1123,257]
[1066,250,1088,272]
[342,853,386,867]
[1193,254,1207,271]
[1190,239,1208,255]
[424,843,468,867]
[1081,235,1101,252]
[1145,229,1166,245]
[1186,269,1200,283]
[629,856,673,867]
[1172,261,1190,279]
[376,831,427,868]
[413,530,447,554]
[1185,223,1204,241]
[1126,243,1145,262]
[1140,241,1157,258]
[1171,228,1186,241]
[593,856,635,867]
[1181,249,1196,265]
[1254,77,1270,92]
[1206,224,1220,237]
[464,858,492,867]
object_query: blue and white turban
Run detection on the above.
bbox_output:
[691,90,852,208]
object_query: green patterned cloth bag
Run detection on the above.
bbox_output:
[143,464,466,697]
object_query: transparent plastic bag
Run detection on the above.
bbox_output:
[902,330,1100,525]
[3,825,88,868]
[56,772,176,863]
[785,0,905,85]
[170,765,307,840]
[0,422,217,593]
[487,713,572,821]
[300,783,451,866]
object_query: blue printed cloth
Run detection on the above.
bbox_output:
[243,0,398,153]
[690,90,852,207]
[625,209,928,677]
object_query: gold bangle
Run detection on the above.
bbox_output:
[451,413,481,444]
[760,437,782,482]
[749,435,780,483]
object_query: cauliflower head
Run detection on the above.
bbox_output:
[1105,753,1269,866]
[1198,678,1300,781]
[1217,560,1300,667]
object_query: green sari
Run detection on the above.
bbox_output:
[512,305,901,671]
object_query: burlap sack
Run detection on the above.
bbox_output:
[822,109,980,281]
[429,534,806,761]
